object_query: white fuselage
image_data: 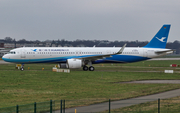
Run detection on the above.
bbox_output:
[2,47,172,64]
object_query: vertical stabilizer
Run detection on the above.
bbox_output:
[143,24,171,48]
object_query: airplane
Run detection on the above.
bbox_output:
[2,24,173,71]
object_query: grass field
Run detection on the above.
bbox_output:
[100,96,180,113]
[0,60,180,109]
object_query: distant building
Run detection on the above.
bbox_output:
[45,42,51,47]
[63,44,73,47]
[77,44,85,47]
[4,43,15,48]
[38,43,44,46]
[0,43,4,48]
[58,44,62,47]
[16,43,25,48]
[52,44,56,47]
[24,43,35,47]
[0,39,4,48]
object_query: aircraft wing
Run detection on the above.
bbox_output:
[74,44,126,61]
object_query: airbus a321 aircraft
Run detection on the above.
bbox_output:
[2,24,173,71]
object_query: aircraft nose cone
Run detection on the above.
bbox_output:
[2,54,8,62]
[2,55,5,60]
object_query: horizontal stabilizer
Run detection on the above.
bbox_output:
[155,50,174,54]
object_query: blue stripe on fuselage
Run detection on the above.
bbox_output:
[93,55,150,64]
[3,56,75,64]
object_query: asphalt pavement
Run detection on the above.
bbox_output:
[148,58,180,60]
[122,80,180,84]
[0,60,10,64]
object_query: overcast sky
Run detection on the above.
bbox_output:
[0,0,179,42]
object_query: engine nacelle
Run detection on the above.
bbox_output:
[66,59,82,69]
[59,63,68,69]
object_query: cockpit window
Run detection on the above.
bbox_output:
[9,51,16,54]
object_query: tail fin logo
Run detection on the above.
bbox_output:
[156,37,166,42]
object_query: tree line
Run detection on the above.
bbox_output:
[3,37,180,54]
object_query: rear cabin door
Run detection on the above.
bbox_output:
[106,50,111,54]
[143,49,148,57]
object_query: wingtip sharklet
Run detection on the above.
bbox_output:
[116,43,127,54]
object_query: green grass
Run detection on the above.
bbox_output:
[0,60,180,109]
[101,96,180,113]
[161,55,180,58]
[99,60,180,67]
[1,60,180,72]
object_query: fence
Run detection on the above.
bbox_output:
[0,100,65,113]
[0,98,180,113]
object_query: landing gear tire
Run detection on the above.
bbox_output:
[89,66,95,71]
[83,66,88,71]
[20,67,24,71]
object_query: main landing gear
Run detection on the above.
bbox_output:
[83,66,95,71]
[20,64,24,71]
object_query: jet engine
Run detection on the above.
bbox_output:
[59,63,68,68]
[66,59,82,69]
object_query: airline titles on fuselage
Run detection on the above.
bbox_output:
[37,49,69,52]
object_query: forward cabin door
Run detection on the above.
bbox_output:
[76,51,82,56]
[21,49,26,58]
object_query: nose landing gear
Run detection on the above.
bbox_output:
[20,67,24,71]
[16,64,25,71]
[20,64,24,71]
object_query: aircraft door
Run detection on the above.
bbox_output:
[143,49,148,57]
[76,51,82,56]
[106,50,111,54]
[21,49,26,58]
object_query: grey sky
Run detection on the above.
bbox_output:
[0,0,179,42]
